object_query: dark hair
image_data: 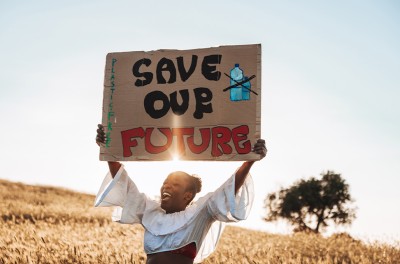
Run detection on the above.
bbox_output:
[184,174,202,205]
[187,174,202,194]
[168,171,202,204]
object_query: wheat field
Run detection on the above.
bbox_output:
[1,179,399,264]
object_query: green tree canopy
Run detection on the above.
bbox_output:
[264,171,356,233]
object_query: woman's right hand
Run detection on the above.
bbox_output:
[96,124,106,145]
[96,124,121,176]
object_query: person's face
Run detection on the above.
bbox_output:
[160,172,193,214]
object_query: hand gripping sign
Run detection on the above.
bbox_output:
[100,44,261,161]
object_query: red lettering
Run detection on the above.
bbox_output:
[120,125,250,158]
[145,128,173,154]
[211,126,232,157]
[187,128,211,154]
[121,127,145,157]
[172,128,194,156]
[232,125,251,154]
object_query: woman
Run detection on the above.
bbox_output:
[95,124,267,263]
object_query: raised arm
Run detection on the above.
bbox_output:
[235,139,267,194]
[96,124,121,178]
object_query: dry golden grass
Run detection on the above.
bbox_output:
[1,179,399,264]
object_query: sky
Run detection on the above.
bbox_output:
[1,0,399,244]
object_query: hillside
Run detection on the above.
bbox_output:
[1,179,399,264]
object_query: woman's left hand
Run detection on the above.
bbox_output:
[253,139,267,160]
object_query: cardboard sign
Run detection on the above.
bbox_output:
[100,44,261,161]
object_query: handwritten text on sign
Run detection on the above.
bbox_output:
[100,44,261,161]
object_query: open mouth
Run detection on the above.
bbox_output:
[162,192,172,201]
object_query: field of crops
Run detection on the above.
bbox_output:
[1,179,399,263]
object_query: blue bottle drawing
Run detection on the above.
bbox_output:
[230,63,243,101]
[242,76,251,100]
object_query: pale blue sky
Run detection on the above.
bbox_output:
[1,0,399,243]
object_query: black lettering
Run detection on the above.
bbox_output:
[201,54,222,81]
[144,91,170,119]
[193,87,213,119]
[170,89,189,116]
[177,55,198,82]
[157,58,177,84]
[132,58,153,87]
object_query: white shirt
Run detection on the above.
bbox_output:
[94,165,254,263]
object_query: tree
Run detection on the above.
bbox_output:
[264,171,356,233]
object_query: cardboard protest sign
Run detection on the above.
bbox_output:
[100,44,261,161]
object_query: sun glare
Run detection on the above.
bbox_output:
[172,155,180,162]
[162,154,183,171]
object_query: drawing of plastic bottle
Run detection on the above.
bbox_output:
[230,63,243,101]
[242,76,251,101]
